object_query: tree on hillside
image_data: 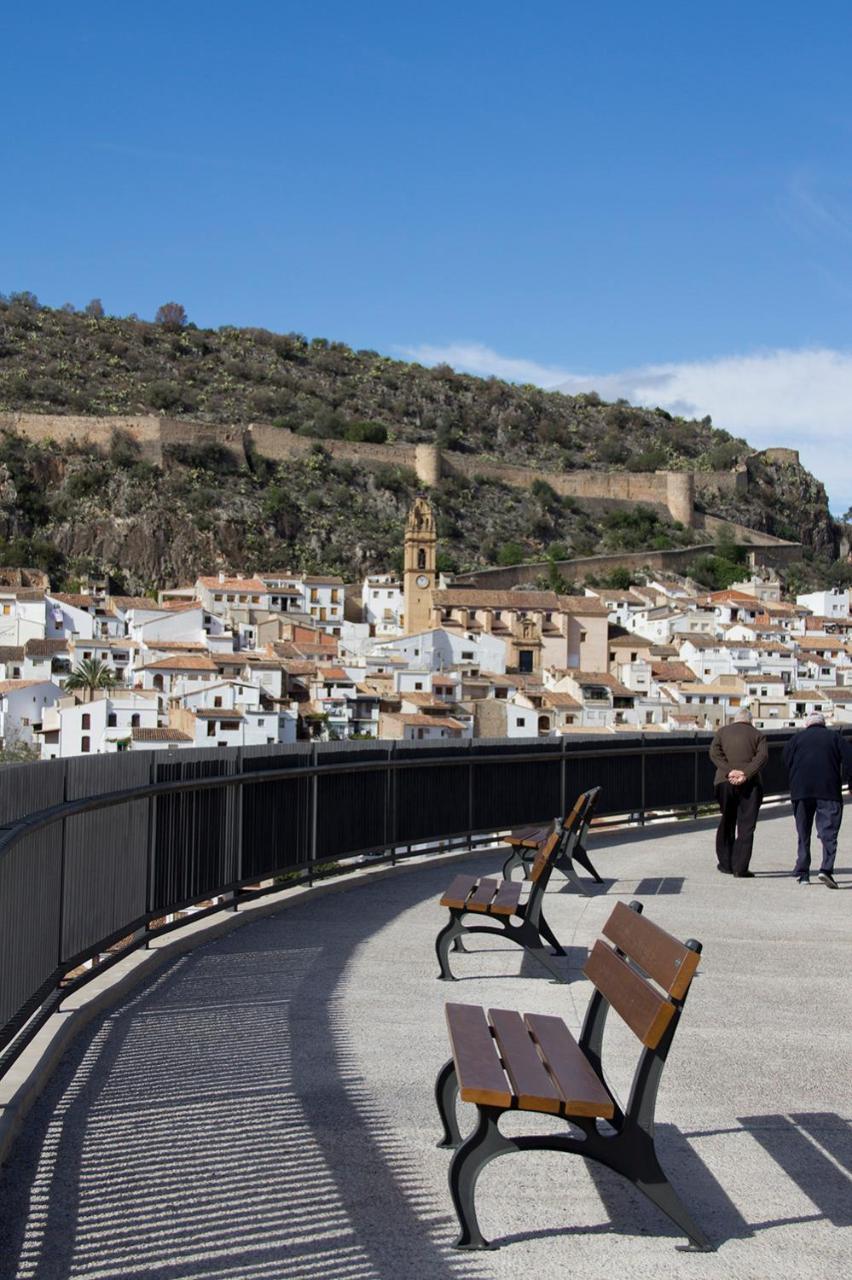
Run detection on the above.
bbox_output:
[155,301,188,331]
[85,299,105,318]
[65,658,120,702]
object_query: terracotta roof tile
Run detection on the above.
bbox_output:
[141,654,219,671]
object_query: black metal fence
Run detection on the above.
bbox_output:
[0,730,827,1079]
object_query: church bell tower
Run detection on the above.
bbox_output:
[403,495,437,635]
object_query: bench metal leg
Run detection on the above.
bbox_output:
[573,842,604,883]
[448,1106,509,1249]
[632,1160,714,1251]
[500,1125,713,1252]
[435,1058,462,1148]
[538,914,566,957]
[436,911,467,980]
[501,848,528,881]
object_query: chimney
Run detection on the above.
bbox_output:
[218,571,226,584]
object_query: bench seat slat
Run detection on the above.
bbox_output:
[488,1008,563,1112]
[584,940,677,1049]
[505,825,550,849]
[488,880,522,916]
[440,875,477,910]
[465,878,502,911]
[446,1003,512,1108]
[523,1013,615,1118]
[602,901,700,998]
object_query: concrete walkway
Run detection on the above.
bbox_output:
[0,805,850,1280]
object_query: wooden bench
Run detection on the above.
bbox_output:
[501,785,603,891]
[435,792,590,984]
[434,900,712,1252]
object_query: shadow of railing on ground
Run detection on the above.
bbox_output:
[0,863,494,1280]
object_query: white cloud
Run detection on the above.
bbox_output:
[399,341,575,387]
[401,341,852,514]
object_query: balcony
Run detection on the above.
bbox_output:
[0,737,850,1276]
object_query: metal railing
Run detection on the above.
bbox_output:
[0,730,824,1079]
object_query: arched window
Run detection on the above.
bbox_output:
[417,548,426,570]
[131,713,141,728]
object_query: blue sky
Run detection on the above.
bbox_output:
[3,3,852,509]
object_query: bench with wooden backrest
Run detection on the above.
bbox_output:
[434,900,712,1252]
[501,785,603,891]
[435,791,591,984]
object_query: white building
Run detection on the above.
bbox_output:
[362,575,404,635]
[371,628,507,675]
[796,589,849,620]
[0,679,63,749]
[37,690,159,758]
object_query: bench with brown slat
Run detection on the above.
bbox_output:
[440,876,522,917]
[434,899,712,1254]
[435,822,571,984]
[502,785,604,890]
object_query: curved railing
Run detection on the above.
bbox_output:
[0,730,822,1078]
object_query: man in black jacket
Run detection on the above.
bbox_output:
[782,711,852,887]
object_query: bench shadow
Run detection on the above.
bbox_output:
[0,861,496,1280]
[493,1112,852,1249]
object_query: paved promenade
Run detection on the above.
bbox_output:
[0,805,850,1280]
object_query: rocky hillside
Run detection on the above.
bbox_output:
[0,292,842,590]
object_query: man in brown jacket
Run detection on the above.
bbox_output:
[709,709,768,877]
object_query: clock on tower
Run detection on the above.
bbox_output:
[403,495,437,635]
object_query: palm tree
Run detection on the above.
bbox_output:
[64,658,119,702]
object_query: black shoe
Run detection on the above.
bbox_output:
[733,870,755,878]
[818,871,839,889]
[716,864,733,874]
[797,874,810,885]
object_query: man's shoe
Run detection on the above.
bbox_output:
[797,874,810,885]
[818,872,839,889]
[733,870,755,878]
[716,864,733,874]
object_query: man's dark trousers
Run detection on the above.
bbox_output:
[715,778,763,873]
[793,798,843,875]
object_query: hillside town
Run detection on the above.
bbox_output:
[1,495,851,760]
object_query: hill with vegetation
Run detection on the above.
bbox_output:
[0,292,845,595]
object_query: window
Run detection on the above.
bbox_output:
[631,653,638,662]
[518,650,533,673]
[107,713,117,727]
[414,682,423,691]
[214,696,222,708]
[462,650,474,660]
[81,736,90,753]
[373,591,379,599]
[517,717,526,727]
[82,713,90,730]
[83,651,91,660]
[131,714,140,728]
[207,720,216,737]
[214,593,222,602]
[609,652,616,662]
[417,549,426,570]
[331,590,340,603]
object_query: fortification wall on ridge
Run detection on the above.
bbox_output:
[0,412,166,464]
[0,412,762,528]
[246,424,418,473]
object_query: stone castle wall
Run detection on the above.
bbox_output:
[0,412,754,526]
